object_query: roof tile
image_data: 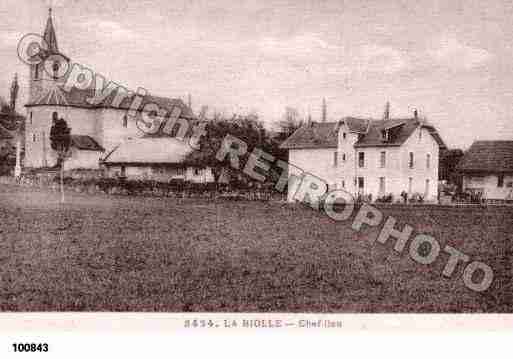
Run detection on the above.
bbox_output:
[457,141,513,173]
[281,117,446,150]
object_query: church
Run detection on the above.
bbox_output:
[24,9,214,183]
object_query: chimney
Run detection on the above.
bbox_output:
[322,98,327,122]
[383,101,390,120]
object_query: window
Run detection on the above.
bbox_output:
[425,179,430,197]
[498,174,504,187]
[408,177,413,194]
[333,151,338,167]
[358,177,364,189]
[382,130,390,142]
[29,112,33,125]
[32,133,36,142]
[52,61,60,79]
[380,151,386,168]
[342,153,346,162]
[341,180,345,188]
[343,132,347,139]
[379,177,386,195]
[409,152,414,168]
[426,154,431,169]
[358,152,365,168]
[122,115,128,128]
[120,166,126,178]
[34,64,39,80]
[194,168,201,176]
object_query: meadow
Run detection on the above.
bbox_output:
[0,185,511,312]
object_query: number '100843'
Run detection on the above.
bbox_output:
[12,343,49,352]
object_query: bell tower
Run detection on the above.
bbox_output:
[29,8,66,104]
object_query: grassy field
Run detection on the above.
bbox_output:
[0,184,511,312]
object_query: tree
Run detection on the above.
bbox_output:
[10,73,19,112]
[0,143,16,176]
[49,112,71,203]
[185,113,277,185]
[439,148,465,189]
[0,96,10,113]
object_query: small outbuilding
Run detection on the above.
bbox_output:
[457,141,513,201]
[102,137,214,183]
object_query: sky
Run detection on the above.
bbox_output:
[1,0,513,148]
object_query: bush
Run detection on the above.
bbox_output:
[408,192,425,203]
[16,172,287,201]
[375,193,394,203]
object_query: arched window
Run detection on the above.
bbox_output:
[52,61,60,79]
[122,115,128,128]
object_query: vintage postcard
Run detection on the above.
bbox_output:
[0,0,512,355]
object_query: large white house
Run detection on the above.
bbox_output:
[457,141,513,201]
[280,112,446,203]
[23,9,213,182]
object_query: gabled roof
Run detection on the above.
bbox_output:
[456,141,513,173]
[103,137,194,165]
[280,122,338,149]
[355,118,428,148]
[280,117,446,150]
[343,117,369,134]
[71,135,104,152]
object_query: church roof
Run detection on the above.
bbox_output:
[26,85,195,119]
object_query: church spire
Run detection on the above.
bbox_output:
[43,7,59,53]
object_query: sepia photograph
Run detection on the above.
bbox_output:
[0,0,512,354]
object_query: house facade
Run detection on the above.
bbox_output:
[281,114,446,203]
[457,141,513,201]
[23,10,212,182]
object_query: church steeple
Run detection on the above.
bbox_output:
[43,7,59,53]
